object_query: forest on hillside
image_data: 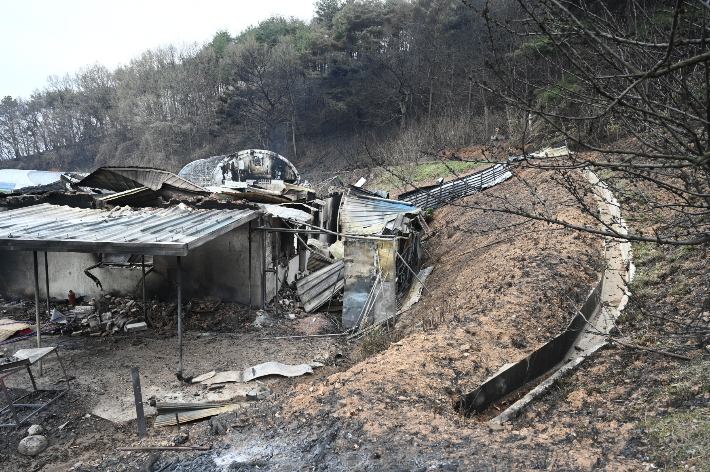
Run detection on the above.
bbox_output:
[0,0,707,200]
[0,0,510,173]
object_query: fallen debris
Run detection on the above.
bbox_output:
[296,261,344,313]
[191,371,216,383]
[118,446,211,451]
[247,386,271,400]
[154,403,248,428]
[397,266,434,313]
[200,371,241,385]
[0,319,32,343]
[242,361,313,382]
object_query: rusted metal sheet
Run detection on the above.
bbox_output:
[339,193,421,235]
[179,149,300,186]
[0,203,259,256]
[306,250,335,272]
[296,260,344,312]
[154,403,248,427]
[398,147,570,210]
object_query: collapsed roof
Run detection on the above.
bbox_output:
[78,167,209,206]
[178,149,301,187]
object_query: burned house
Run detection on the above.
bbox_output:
[0,150,427,348]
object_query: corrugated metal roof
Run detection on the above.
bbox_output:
[339,193,421,235]
[296,260,344,312]
[78,167,207,194]
[0,203,259,256]
[398,163,511,210]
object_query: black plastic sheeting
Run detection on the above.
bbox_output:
[456,277,603,416]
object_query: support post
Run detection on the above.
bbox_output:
[44,252,50,317]
[275,230,280,313]
[248,221,252,308]
[32,252,42,376]
[142,255,146,321]
[131,367,147,439]
[261,217,267,309]
[177,256,182,379]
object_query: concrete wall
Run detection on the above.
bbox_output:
[0,221,269,308]
[0,251,142,301]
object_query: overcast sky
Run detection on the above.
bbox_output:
[0,0,317,100]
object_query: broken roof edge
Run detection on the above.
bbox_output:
[78,167,209,194]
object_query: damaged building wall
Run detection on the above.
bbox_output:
[0,251,143,301]
[341,238,396,329]
[150,223,266,307]
[0,223,270,308]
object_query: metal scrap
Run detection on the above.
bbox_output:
[154,403,248,427]
[242,361,313,382]
[296,261,344,313]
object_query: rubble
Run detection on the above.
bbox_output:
[124,321,148,332]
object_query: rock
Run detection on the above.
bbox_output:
[26,424,43,436]
[211,417,227,435]
[247,386,271,400]
[18,435,48,456]
[173,430,189,445]
[114,316,129,330]
[125,322,148,332]
[100,312,112,323]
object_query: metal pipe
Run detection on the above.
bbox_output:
[32,252,42,376]
[248,220,252,308]
[141,255,146,321]
[44,252,50,317]
[261,216,267,309]
[395,251,432,296]
[177,256,182,379]
[275,229,280,313]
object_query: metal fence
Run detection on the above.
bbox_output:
[398,163,512,210]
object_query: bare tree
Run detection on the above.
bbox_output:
[429,0,710,246]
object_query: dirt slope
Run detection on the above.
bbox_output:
[6,164,707,471]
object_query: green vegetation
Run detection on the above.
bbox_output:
[370,160,485,192]
[359,326,393,360]
[641,359,710,471]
